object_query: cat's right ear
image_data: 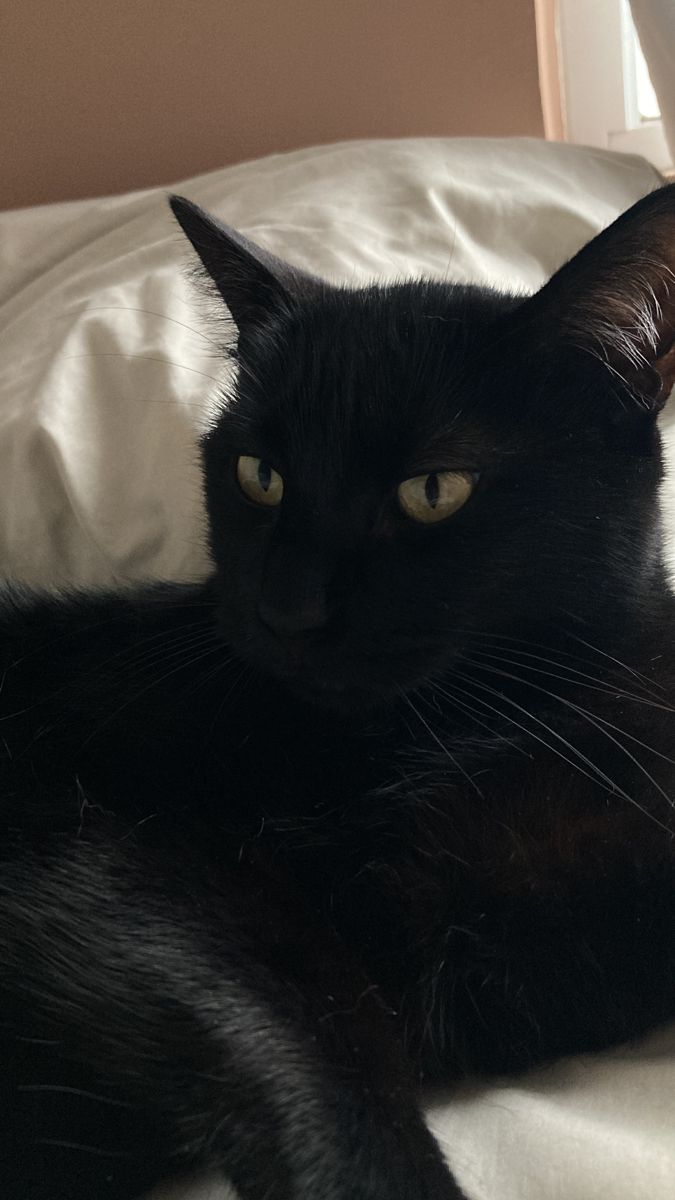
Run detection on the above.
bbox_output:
[169,196,321,334]
[516,183,675,412]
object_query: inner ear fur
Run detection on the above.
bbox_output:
[521,184,675,409]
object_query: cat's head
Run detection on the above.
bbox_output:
[171,187,675,710]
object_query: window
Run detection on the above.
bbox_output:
[555,0,671,170]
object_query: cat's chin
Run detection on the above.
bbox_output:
[253,648,426,716]
[239,638,398,712]
[283,672,395,715]
[229,630,400,712]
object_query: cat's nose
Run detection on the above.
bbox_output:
[257,594,328,637]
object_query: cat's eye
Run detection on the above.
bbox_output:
[397,470,474,524]
[236,456,284,507]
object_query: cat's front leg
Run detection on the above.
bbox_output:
[0,835,465,1200]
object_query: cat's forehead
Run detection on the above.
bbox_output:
[239,282,514,473]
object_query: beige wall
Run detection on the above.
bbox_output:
[2,1,544,210]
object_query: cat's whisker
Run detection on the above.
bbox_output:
[210,661,255,721]
[19,1083,132,1108]
[438,671,572,767]
[424,678,529,756]
[455,627,665,695]
[3,606,210,676]
[466,645,674,714]
[72,305,226,352]
[466,649,675,762]
[105,628,221,684]
[62,352,223,387]
[122,640,227,695]
[460,658,674,830]
[452,627,670,715]
[182,649,245,702]
[96,619,217,675]
[448,666,662,824]
[564,696,675,783]
[80,642,226,747]
[465,650,674,778]
[36,1138,132,1159]
[80,631,221,702]
[399,690,485,799]
[565,627,668,699]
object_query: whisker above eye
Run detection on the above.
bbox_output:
[62,353,223,387]
[71,306,225,352]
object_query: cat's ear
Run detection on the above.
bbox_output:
[522,184,675,409]
[169,195,321,333]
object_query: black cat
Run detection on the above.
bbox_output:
[1,185,675,1200]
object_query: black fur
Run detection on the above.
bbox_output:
[2,186,675,1199]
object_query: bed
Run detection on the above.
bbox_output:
[1,135,674,1200]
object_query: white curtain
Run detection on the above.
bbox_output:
[629,0,675,165]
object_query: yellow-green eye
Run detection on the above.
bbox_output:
[397,470,474,524]
[236,456,284,506]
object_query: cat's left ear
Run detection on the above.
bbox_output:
[521,183,675,410]
[169,195,321,334]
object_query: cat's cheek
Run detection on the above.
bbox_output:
[209,510,275,615]
[210,559,265,648]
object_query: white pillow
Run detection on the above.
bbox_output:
[2,137,674,1200]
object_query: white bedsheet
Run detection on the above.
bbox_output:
[1,136,674,1199]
